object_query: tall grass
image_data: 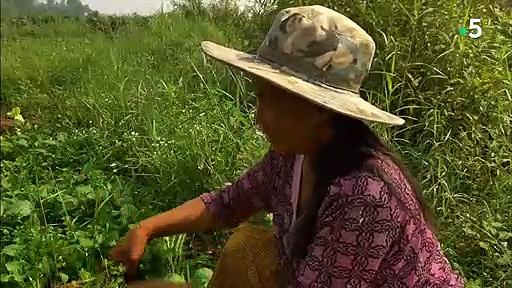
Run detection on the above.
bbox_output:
[1,0,511,287]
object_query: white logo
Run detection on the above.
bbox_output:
[468,18,483,39]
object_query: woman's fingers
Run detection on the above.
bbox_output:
[108,242,127,262]
[109,243,140,280]
[109,228,149,282]
[124,259,140,281]
[126,229,148,263]
[127,279,178,288]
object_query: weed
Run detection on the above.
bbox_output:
[1,0,511,287]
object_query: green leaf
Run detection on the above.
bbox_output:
[2,245,25,257]
[15,139,28,147]
[498,231,512,240]
[478,241,489,250]
[75,185,94,196]
[61,195,78,209]
[33,148,49,155]
[81,238,95,248]
[1,274,11,282]
[59,272,69,283]
[75,231,94,248]
[39,185,49,198]
[5,261,23,274]
[191,268,213,288]
[6,107,24,123]
[166,273,187,284]
[0,139,13,152]
[490,221,504,228]
[1,177,11,190]
[41,140,57,145]
[7,200,33,217]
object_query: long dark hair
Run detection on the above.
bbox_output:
[286,111,434,263]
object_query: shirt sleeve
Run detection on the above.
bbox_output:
[199,149,278,228]
[289,172,401,287]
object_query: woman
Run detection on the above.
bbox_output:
[110,5,464,287]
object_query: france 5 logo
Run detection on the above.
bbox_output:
[459,18,483,39]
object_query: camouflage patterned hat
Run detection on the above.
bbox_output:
[201,5,405,125]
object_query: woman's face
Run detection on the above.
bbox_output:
[254,79,333,155]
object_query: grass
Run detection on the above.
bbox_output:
[1,0,511,287]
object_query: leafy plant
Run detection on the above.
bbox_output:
[1,0,510,287]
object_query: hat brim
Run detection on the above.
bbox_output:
[201,41,405,126]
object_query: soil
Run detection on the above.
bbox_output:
[0,104,40,134]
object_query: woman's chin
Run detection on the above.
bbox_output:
[269,143,297,155]
[269,142,284,152]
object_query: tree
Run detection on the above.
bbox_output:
[0,0,92,19]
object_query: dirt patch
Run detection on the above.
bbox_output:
[0,105,14,133]
[0,105,40,134]
[0,117,15,133]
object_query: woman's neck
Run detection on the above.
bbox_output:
[302,155,317,179]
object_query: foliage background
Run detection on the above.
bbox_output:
[1,0,511,287]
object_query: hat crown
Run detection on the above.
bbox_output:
[257,5,376,93]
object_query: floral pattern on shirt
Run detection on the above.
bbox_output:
[200,150,464,287]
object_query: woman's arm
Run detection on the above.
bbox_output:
[126,279,191,288]
[140,150,279,240]
[139,197,219,241]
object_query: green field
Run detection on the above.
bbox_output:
[1,0,511,287]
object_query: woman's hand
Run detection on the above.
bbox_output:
[127,279,190,288]
[109,226,151,281]
[109,197,215,282]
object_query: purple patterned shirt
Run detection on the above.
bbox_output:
[200,150,464,287]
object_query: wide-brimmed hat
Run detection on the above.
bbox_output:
[201,5,404,125]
